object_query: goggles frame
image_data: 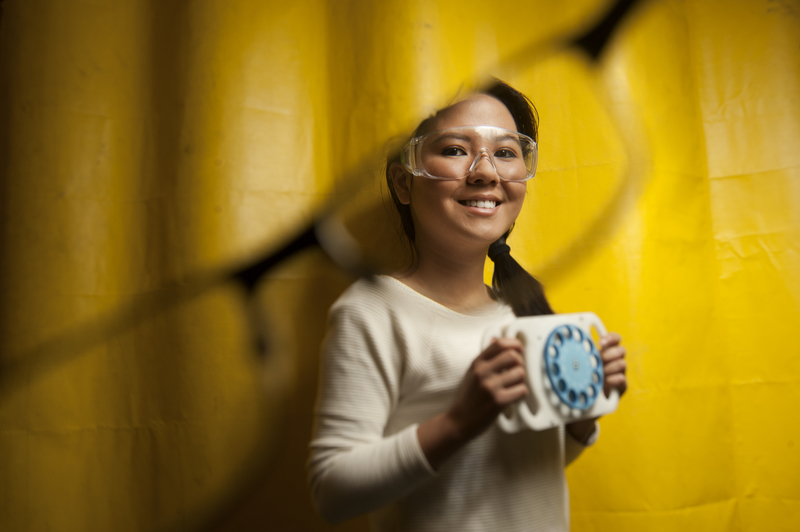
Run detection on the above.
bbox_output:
[401,125,538,182]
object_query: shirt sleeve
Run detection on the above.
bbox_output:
[307,295,437,524]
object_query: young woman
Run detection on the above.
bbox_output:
[308,80,627,531]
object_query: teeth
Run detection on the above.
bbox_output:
[463,200,496,208]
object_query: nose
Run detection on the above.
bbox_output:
[466,149,499,184]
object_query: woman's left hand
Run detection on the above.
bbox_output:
[599,332,627,397]
[566,332,627,444]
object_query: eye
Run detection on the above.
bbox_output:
[495,148,518,159]
[442,146,467,156]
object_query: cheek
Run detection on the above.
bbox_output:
[408,187,440,222]
[411,180,455,207]
[506,185,527,214]
[408,182,461,230]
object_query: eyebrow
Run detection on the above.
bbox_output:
[495,134,522,145]
[431,132,472,143]
[430,132,522,145]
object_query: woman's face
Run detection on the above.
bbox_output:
[392,94,527,256]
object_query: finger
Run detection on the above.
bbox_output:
[603,357,627,376]
[604,373,627,396]
[478,337,524,360]
[494,382,529,406]
[482,337,524,359]
[605,372,627,386]
[601,345,626,363]
[600,332,622,349]
[494,364,527,388]
[477,349,525,377]
[479,364,526,393]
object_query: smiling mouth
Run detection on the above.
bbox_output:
[459,199,498,209]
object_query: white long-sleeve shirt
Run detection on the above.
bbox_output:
[308,275,595,531]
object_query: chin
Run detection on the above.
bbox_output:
[462,229,508,248]
[471,223,512,243]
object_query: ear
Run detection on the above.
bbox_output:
[389,162,412,205]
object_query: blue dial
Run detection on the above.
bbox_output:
[543,325,604,410]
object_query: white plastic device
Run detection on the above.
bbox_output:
[483,312,620,433]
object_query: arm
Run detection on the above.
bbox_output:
[308,303,435,523]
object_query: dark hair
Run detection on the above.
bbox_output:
[386,79,553,317]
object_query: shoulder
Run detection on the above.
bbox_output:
[325,276,448,363]
[328,275,428,325]
[330,275,397,311]
[328,275,397,327]
[325,276,406,333]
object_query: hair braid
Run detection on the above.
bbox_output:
[488,234,553,317]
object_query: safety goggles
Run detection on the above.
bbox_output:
[401,125,538,182]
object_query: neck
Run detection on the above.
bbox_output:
[395,237,495,313]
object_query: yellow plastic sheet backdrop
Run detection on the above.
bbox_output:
[0,0,798,531]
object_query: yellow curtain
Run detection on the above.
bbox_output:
[1,1,798,531]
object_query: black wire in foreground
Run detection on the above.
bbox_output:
[232,223,320,357]
[573,0,641,61]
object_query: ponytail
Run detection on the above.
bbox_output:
[488,234,553,317]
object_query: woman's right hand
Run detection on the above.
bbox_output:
[417,337,527,470]
[446,337,528,439]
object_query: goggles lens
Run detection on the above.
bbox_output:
[402,126,537,181]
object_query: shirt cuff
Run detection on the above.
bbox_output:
[407,423,438,477]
